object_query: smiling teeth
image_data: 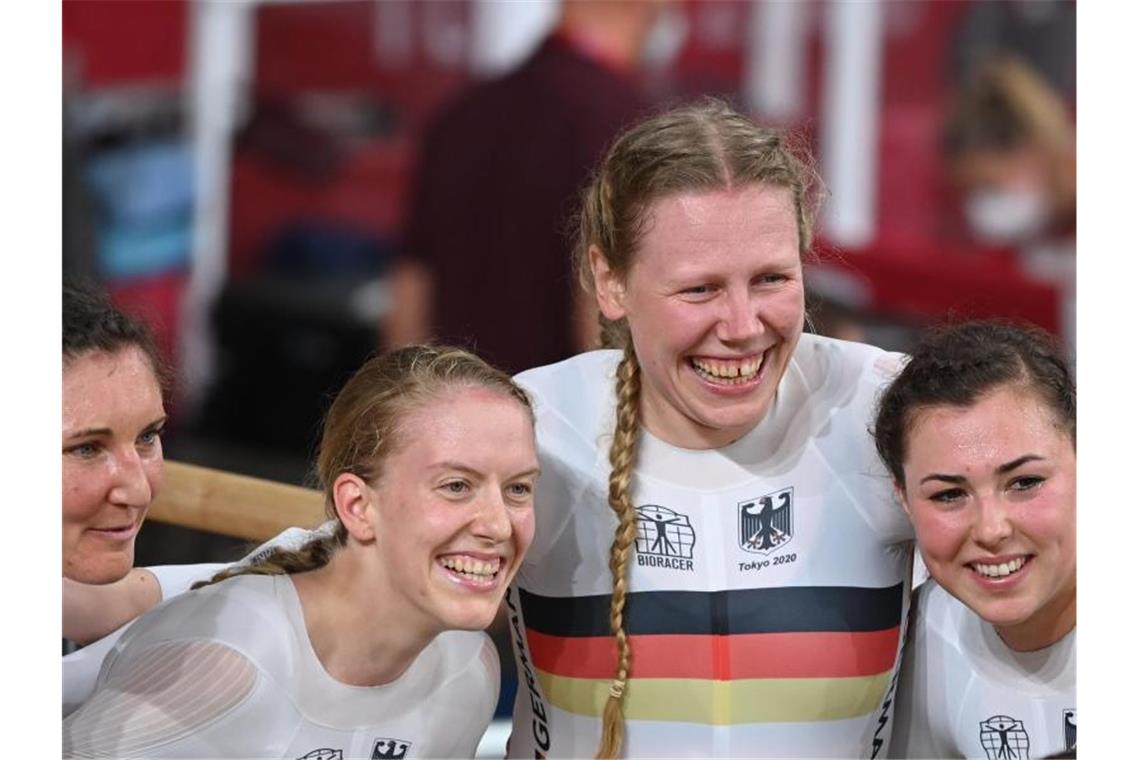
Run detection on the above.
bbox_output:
[691,356,763,383]
[972,557,1027,578]
[440,556,500,580]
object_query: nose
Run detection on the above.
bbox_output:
[716,287,762,343]
[108,448,153,509]
[471,491,513,544]
[972,494,1013,549]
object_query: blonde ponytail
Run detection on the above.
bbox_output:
[191,525,347,590]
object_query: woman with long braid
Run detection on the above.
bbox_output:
[505,99,915,758]
[64,346,540,759]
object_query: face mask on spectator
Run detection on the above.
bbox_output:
[964,187,1051,244]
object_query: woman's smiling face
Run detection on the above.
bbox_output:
[593,183,804,450]
[899,384,1076,650]
[368,386,539,634]
[62,347,166,584]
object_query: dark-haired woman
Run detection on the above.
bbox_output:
[64,346,538,758]
[62,283,232,715]
[876,321,1075,758]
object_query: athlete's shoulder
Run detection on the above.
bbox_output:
[909,580,974,656]
[793,333,906,388]
[433,629,499,684]
[515,350,620,409]
[515,351,621,463]
[109,574,297,675]
[65,579,281,758]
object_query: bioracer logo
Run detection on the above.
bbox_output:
[979,716,1030,760]
[634,504,695,571]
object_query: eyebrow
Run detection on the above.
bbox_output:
[434,462,541,479]
[919,473,966,486]
[66,427,112,441]
[65,416,167,441]
[996,454,1045,474]
[919,454,1046,485]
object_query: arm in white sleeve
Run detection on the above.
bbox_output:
[62,563,222,717]
[63,639,259,758]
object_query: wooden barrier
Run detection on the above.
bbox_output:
[148,461,326,542]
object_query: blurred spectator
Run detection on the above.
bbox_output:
[944,55,1075,251]
[943,54,1075,349]
[385,0,662,374]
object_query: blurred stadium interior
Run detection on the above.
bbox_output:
[62,2,1076,746]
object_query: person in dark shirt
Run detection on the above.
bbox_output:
[385,0,658,374]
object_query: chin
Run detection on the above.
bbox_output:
[691,404,768,444]
[64,554,134,585]
[440,605,499,632]
[956,592,1036,629]
[714,407,767,432]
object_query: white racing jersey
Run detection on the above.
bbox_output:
[889,582,1076,759]
[63,574,499,759]
[507,335,915,758]
[63,562,224,717]
[62,525,337,717]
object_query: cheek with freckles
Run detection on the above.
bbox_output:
[63,466,112,548]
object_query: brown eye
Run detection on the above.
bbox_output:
[1010,476,1045,492]
[930,488,966,504]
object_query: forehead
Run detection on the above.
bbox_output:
[905,386,1071,467]
[63,347,164,428]
[395,386,534,450]
[631,184,799,276]
[64,347,159,394]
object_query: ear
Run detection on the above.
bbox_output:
[332,473,377,543]
[894,483,912,518]
[589,244,628,322]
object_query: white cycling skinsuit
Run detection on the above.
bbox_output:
[507,335,915,758]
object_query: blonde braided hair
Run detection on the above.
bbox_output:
[597,347,642,757]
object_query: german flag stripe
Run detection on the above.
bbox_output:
[517,583,905,637]
[534,670,893,724]
[524,628,901,680]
